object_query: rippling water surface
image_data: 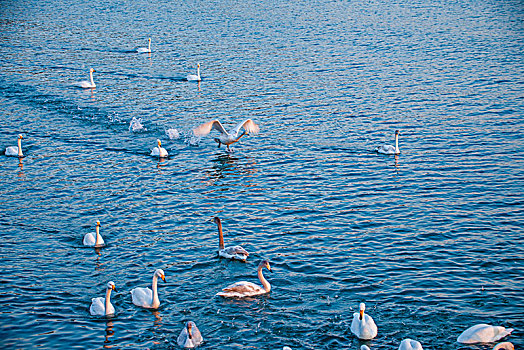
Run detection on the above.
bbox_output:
[1,0,523,349]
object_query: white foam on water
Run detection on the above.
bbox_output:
[129,117,146,132]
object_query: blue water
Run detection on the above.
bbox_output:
[1,0,523,349]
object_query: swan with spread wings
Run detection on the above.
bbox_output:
[193,119,259,152]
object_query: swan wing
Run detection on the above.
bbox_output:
[222,281,262,293]
[231,119,260,137]
[5,146,19,156]
[83,232,96,246]
[220,246,249,260]
[193,120,228,137]
[458,324,513,343]
[375,144,395,154]
[399,339,423,350]
[89,297,106,316]
[131,287,153,307]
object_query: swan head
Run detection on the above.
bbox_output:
[197,63,200,68]
[214,138,221,147]
[107,281,116,291]
[359,302,365,319]
[395,130,400,135]
[18,134,23,140]
[493,342,514,350]
[157,139,162,147]
[259,260,272,273]
[213,217,221,225]
[155,269,166,282]
[90,68,96,73]
[96,220,101,227]
[148,37,151,42]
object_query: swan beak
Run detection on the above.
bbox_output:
[112,285,117,291]
[161,275,166,282]
[359,309,364,320]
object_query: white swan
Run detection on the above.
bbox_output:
[351,302,378,340]
[214,217,249,261]
[131,269,166,309]
[150,139,168,158]
[493,342,514,350]
[399,339,423,350]
[177,321,203,348]
[90,281,116,316]
[5,134,23,157]
[137,38,151,53]
[216,260,272,298]
[375,130,400,155]
[193,119,260,152]
[78,68,96,89]
[83,220,105,247]
[186,63,201,81]
[457,324,514,344]
[360,346,371,350]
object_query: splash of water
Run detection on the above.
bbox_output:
[185,130,201,146]
[165,128,180,140]
[129,117,146,132]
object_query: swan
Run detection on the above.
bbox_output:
[150,139,168,158]
[186,63,201,81]
[216,260,272,298]
[375,130,400,155]
[5,134,23,157]
[193,119,260,152]
[83,220,105,247]
[137,38,151,53]
[360,346,371,350]
[399,339,423,350]
[78,68,96,89]
[177,321,203,348]
[493,342,514,350]
[214,217,249,261]
[457,324,514,344]
[90,281,116,316]
[351,302,378,340]
[131,269,166,309]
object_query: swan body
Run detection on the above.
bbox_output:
[90,281,116,316]
[150,139,168,158]
[78,68,96,88]
[193,119,260,152]
[493,342,514,350]
[375,130,400,155]
[177,321,203,348]
[361,346,371,350]
[83,220,105,247]
[351,302,378,340]
[214,217,249,261]
[457,324,514,344]
[137,38,151,53]
[131,269,166,309]
[5,134,23,157]
[399,339,423,350]
[217,260,272,298]
[186,63,201,81]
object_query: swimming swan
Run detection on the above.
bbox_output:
[214,217,249,261]
[137,38,151,53]
[90,281,116,316]
[150,139,168,158]
[186,63,201,81]
[216,260,272,298]
[399,339,423,350]
[177,321,203,348]
[375,130,400,155]
[78,68,96,89]
[83,220,105,247]
[193,119,260,152]
[5,134,23,157]
[457,324,514,344]
[351,302,378,340]
[131,269,166,309]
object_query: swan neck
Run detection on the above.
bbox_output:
[17,138,23,157]
[258,266,271,292]
[217,221,225,249]
[95,225,100,246]
[148,40,151,51]
[105,288,112,315]
[89,71,94,85]
[197,65,200,78]
[235,131,247,142]
[395,133,399,153]
[152,274,159,306]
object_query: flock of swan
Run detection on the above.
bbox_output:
[3,38,516,349]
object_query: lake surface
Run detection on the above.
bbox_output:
[0,0,523,349]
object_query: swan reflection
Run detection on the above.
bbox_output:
[103,320,115,348]
[202,154,257,188]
